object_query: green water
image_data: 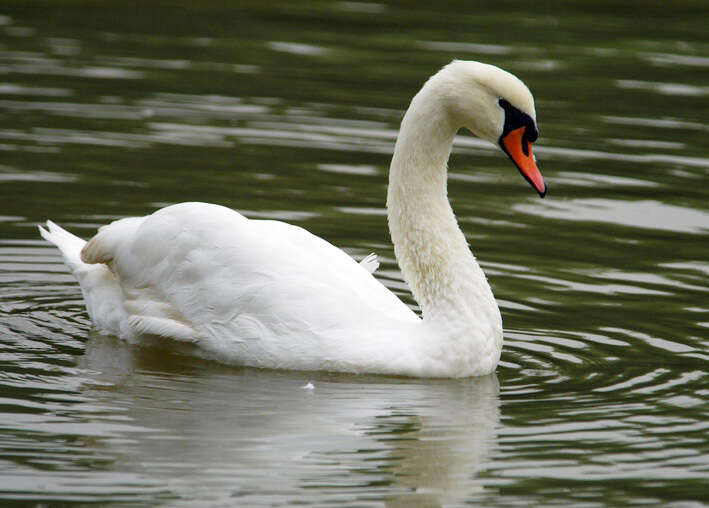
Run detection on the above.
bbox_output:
[1,1,707,506]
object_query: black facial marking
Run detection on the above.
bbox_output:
[498,98,538,155]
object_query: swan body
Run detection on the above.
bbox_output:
[40,60,545,377]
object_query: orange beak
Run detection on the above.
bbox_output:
[500,126,547,197]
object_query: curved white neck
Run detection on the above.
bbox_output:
[386,86,500,334]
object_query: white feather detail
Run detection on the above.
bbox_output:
[359,253,379,274]
[127,315,201,342]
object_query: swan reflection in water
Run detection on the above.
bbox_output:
[79,333,500,506]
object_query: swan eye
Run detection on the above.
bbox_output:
[521,125,538,156]
[498,98,537,146]
[525,125,539,143]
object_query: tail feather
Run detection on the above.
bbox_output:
[38,220,87,272]
[39,220,129,336]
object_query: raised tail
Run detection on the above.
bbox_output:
[38,220,87,272]
[39,220,129,336]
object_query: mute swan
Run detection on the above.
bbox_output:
[40,60,546,378]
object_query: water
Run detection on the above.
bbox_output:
[1,1,708,506]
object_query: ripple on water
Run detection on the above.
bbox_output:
[515,198,709,234]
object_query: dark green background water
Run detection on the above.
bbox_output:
[1,1,707,506]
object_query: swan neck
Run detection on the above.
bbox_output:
[387,88,500,329]
[389,92,456,199]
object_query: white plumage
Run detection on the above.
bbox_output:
[40,60,544,377]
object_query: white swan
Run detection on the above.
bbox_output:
[40,60,546,378]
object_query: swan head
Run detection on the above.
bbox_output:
[431,60,546,197]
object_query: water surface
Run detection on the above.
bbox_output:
[1,1,707,506]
